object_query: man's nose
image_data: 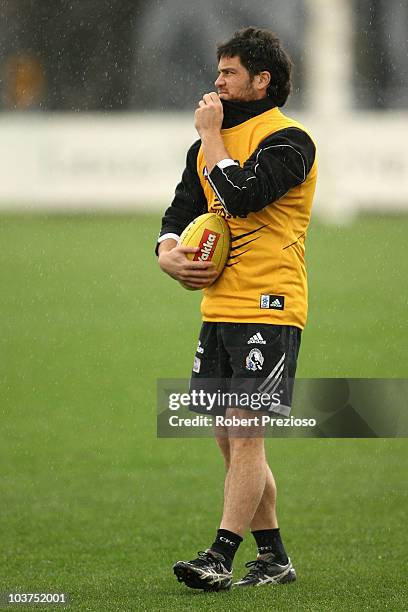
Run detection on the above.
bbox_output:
[215,74,224,87]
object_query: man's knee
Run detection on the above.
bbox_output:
[226,408,266,449]
[229,435,265,460]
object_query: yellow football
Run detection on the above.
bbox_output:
[179,213,230,290]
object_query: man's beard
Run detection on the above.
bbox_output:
[222,80,259,103]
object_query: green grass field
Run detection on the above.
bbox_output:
[0,214,407,611]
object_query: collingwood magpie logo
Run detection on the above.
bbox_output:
[245,348,264,371]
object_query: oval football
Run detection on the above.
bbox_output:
[179,213,230,290]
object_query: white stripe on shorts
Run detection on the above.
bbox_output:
[258,353,286,393]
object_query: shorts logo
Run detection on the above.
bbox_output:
[196,340,204,354]
[247,332,266,345]
[245,348,264,372]
[260,294,285,310]
[193,356,201,373]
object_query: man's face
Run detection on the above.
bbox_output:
[215,55,265,102]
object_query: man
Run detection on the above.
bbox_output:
[157,27,317,590]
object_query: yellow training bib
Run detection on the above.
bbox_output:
[197,107,317,329]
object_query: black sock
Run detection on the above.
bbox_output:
[252,528,289,564]
[210,529,243,570]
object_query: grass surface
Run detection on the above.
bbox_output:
[0,214,407,611]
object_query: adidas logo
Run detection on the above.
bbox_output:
[247,332,266,345]
[260,294,285,310]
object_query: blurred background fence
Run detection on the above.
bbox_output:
[0,0,407,218]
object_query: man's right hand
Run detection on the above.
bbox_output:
[158,241,219,290]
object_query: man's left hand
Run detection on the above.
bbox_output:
[195,92,223,136]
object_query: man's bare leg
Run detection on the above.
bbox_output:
[213,412,294,588]
[174,413,293,589]
[215,421,278,533]
[215,425,231,516]
[250,464,278,530]
[215,409,267,535]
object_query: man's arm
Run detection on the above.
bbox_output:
[156,139,206,253]
[156,140,218,289]
[207,127,316,216]
[195,92,228,173]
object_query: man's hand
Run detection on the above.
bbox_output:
[194,92,224,137]
[158,242,218,290]
[194,92,230,173]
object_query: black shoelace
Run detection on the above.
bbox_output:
[242,558,271,579]
[191,551,222,570]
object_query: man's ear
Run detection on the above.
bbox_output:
[255,71,271,91]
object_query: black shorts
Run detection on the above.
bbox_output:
[190,322,301,416]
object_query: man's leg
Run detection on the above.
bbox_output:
[215,427,277,531]
[218,410,267,535]
[173,426,236,591]
[215,425,230,469]
[250,464,278,530]
[173,426,239,591]
[215,416,295,587]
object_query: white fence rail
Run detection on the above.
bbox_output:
[1,112,407,218]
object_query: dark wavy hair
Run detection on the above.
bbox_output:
[217,27,293,107]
